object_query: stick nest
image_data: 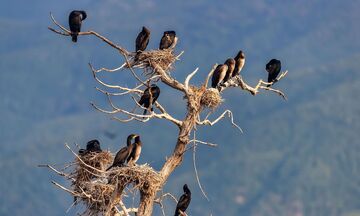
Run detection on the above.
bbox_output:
[72,151,112,183]
[201,88,223,109]
[133,49,176,75]
[70,151,161,215]
[108,164,162,195]
[70,152,113,214]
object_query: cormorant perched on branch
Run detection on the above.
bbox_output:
[139,84,160,115]
[106,134,138,171]
[222,58,236,83]
[266,59,282,86]
[127,135,142,165]
[159,31,177,50]
[135,26,150,52]
[211,64,228,88]
[232,50,246,77]
[78,139,102,155]
[68,10,87,42]
[174,184,191,216]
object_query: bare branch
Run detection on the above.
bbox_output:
[51,181,77,196]
[153,64,186,92]
[220,71,288,100]
[89,63,144,94]
[49,13,129,55]
[91,94,182,127]
[204,64,218,88]
[184,67,199,92]
[118,200,130,216]
[49,13,71,34]
[64,143,105,173]
[38,164,74,180]
[91,63,127,73]
[197,110,243,133]
[189,139,218,148]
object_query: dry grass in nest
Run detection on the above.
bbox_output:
[70,151,113,214]
[71,151,112,183]
[201,88,223,109]
[78,182,115,215]
[71,159,161,215]
[108,164,162,194]
[134,49,176,75]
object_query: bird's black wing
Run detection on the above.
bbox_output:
[136,31,150,52]
[174,194,191,216]
[211,65,227,88]
[150,87,160,104]
[111,147,128,167]
[127,144,137,163]
[138,87,151,105]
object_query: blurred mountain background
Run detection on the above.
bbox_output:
[1,0,359,215]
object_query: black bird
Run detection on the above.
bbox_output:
[159,31,177,50]
[135,26,151,52]
[266,59,282,86]
[138,84,160,115]
[232,50,246,77]
[174,184,191,216]
[211,64,228,88]
[106,134,138,171]
[68,10,87,42]
[222,58,236,83]
[78,139,102,155]
[127,135,142,165]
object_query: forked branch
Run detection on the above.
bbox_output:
[220,71,288,100]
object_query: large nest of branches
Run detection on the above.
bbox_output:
[70,151,113,215]
[77,181,115,215]
[108,164,162,195]
[71,151,112,183]
[133,49,176,75]
[201,88,223,109]
[71,156,162,215]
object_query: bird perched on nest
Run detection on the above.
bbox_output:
[174,184,191,216]
[68,10,87,43]
[159,31,177,50]
[139,84,161,115]
[211,64,228,89]
[135,26,151,52]
[106,134,138,171]
[127,135,142,165]
[265,59,282,87]
[222,58,236,84]
[232,50,246,77]
[79,139,102,155]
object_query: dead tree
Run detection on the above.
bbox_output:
[42,13,288,216]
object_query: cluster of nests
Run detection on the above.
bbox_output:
[70,141,162,215]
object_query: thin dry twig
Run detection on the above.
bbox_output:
[197,110,243,133]
[184,67,199,93]
[192,131,210,201]
[204,64,218,88]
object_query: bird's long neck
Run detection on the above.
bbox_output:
[127,137,132,146]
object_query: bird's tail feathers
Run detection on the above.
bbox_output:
[71,33,78,42]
